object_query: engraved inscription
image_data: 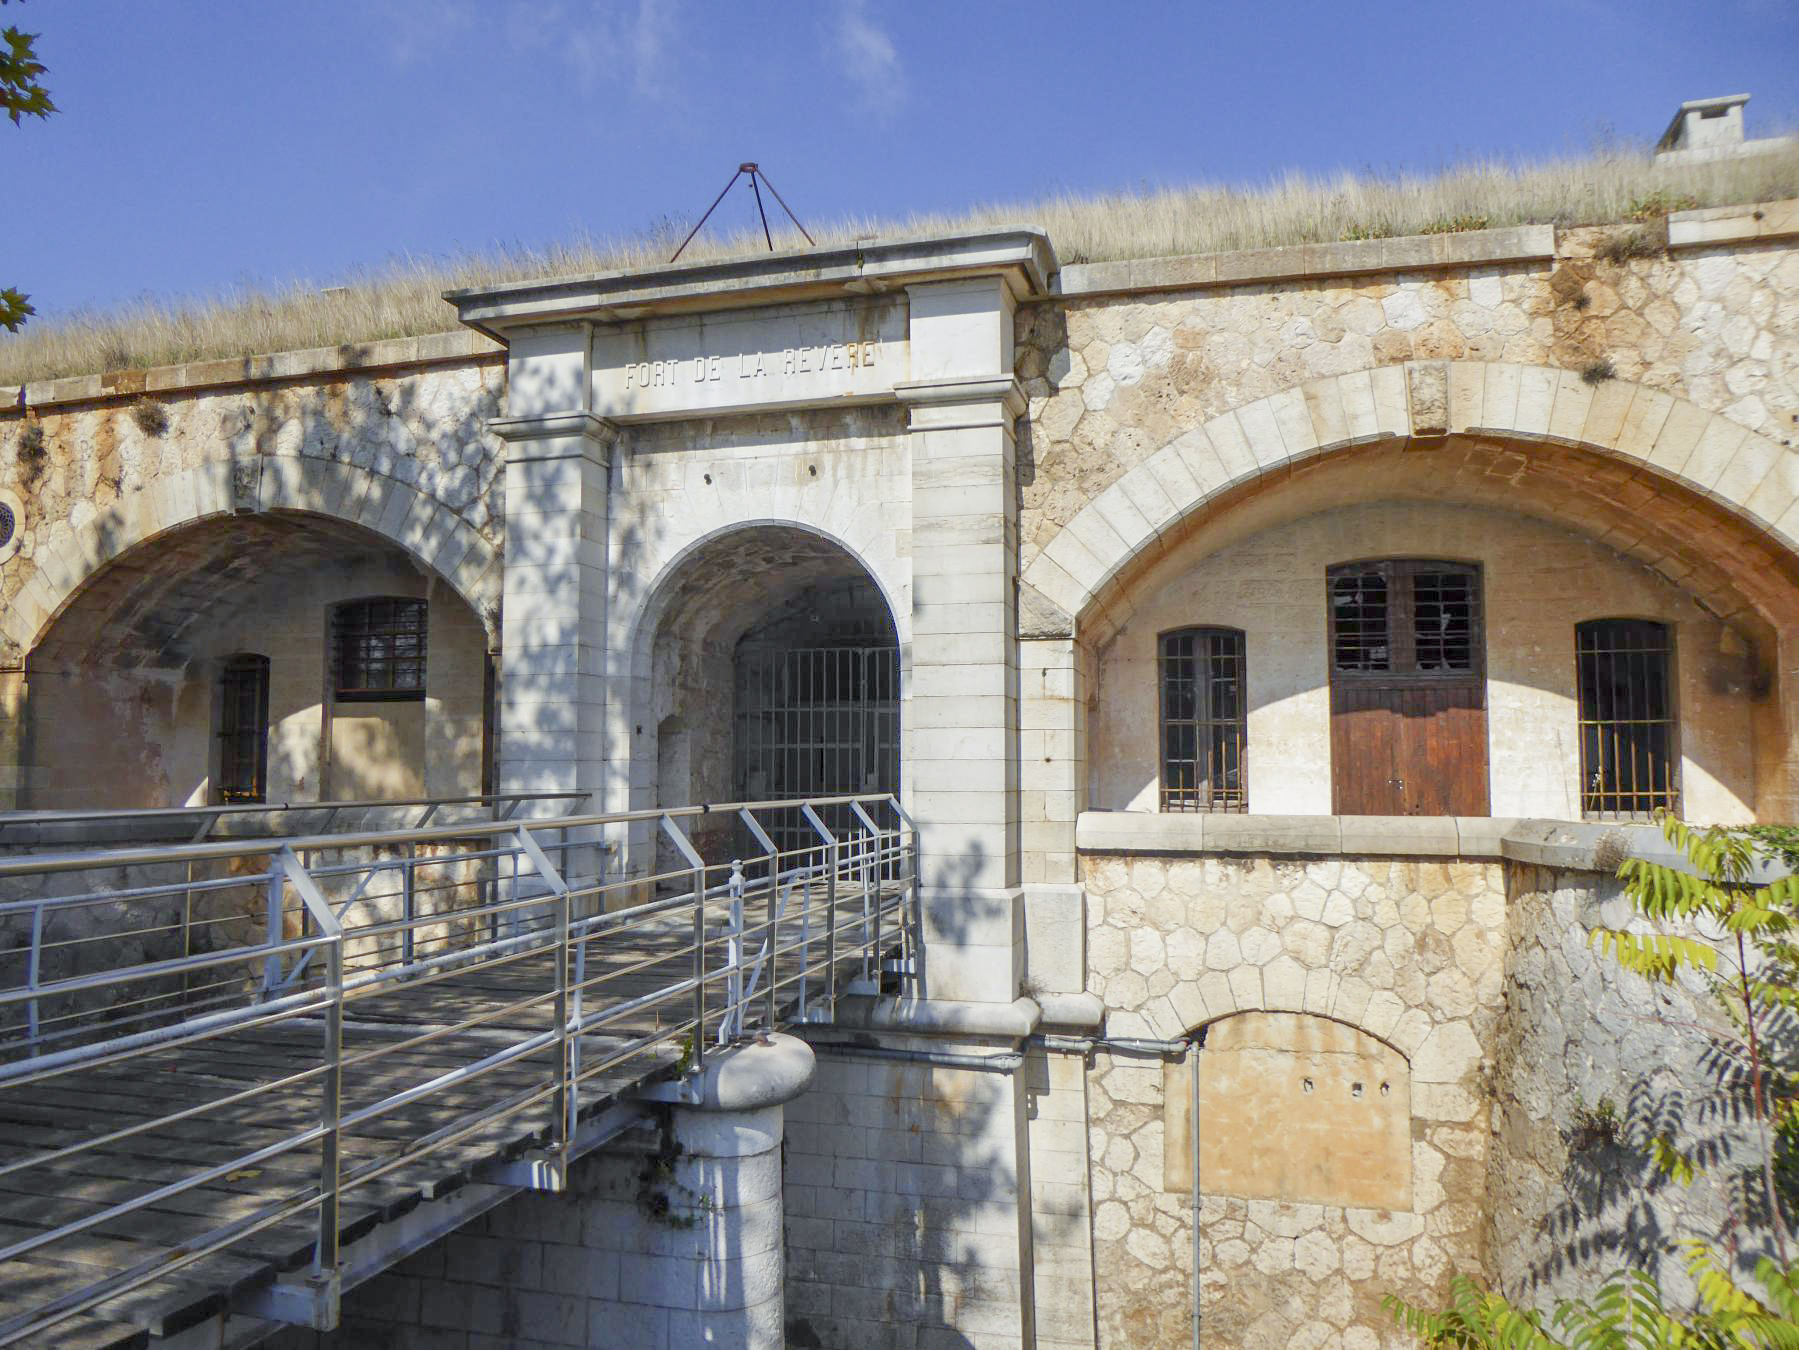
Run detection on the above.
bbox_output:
[593,297,906,419]
[621,341,880,390]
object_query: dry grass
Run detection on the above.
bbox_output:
[4,143,1796,388]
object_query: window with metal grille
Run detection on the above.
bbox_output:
[1160,627,1247,812]
[217,654,270,803]
[1329,560,1481,680]
[332,597,427,701]
[1577,619,1678,819]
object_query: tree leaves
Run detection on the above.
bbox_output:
[0,14,54,126]
[1386,1254,1799,1347]
[1,4,51,332]
[1589,927,1719,982]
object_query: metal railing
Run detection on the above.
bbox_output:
[0,793,918,1344]
[0,789,589,847]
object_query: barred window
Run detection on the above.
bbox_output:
[217,654,270,803]
[1577,619,1678,819]
[1160,627,1247,812]
[1329,560,1481,679]
[332,597,427,701]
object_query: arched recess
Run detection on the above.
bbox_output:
[16,507,492,810]
[3,456,499,662]
[617,521,904,874]
[1021,364,1799,820]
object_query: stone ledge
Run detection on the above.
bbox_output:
[3,328,505,413]
[1057,224,1556,300]
[1667,197,1799,248]
[1074,811,1792,878]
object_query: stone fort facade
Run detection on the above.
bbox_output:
[2,196,1796,1347]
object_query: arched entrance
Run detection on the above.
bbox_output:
[630,524,902,870]
[18,511,491,809]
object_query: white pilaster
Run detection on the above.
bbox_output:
[491,410,615,805]
[901,276,1026,1004]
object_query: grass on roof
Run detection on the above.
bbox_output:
[3,143,1797,389]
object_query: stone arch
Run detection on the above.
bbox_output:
[620,515,909,676]
[609,518,905,868]
[1021,363,1799,635]
[4,456,500,660]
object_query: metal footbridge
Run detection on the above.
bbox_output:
[0,793,918,1348]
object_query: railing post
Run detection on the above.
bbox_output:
[26,902,43,1054]
[275,848,344,1311]
[725,861,745,1042]
[850,800,886,984]
[262,864,284,998]
[657,813,710,1074]
[691,858,707,1069]
[797,875,811,1020]
[553,868,571,1164]
[401,844,417,968]
[317,908,343,1281]
[512,824,576,1165]
[800,802,840,1021]
[888,795,925,1000]
[736,807,783,1031]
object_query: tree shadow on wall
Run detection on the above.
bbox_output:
[1520,998,1797,1297]
[784,841,1090,1347]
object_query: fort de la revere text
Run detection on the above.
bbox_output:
[620,339,881,391]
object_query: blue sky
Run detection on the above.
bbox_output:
[3,0,1796,319]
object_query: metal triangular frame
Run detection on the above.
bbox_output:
[668,162,814,263]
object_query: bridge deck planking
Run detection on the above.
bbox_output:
[0,896,905,1349]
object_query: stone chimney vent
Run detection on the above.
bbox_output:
[1656,94,1750,154]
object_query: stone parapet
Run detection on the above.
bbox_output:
[1059,224,1556,300]
[1,328,502,413]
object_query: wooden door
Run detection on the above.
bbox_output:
[1327,561,1489,816]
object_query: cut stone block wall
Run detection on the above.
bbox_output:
[783,1043,1036,1350]
[1080,852,1507,1349]
[269,1104,787,1350]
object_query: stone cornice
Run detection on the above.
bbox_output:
[448,229,1057,338]
[488,410,617,462]
[894,375,1027,432]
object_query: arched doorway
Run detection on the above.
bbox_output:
[632,524,902,871]
[733,574,900,853]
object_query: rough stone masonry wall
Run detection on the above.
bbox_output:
[0,351,507,669]
[1012,229,1799,573]
[1081,852,1508,1349]
[1487,862,1782,1313]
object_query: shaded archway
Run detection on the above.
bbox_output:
[19,511,490,809]
[623,522,902,872]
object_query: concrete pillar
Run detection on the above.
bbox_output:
[899,277,1025,1005]
[587,1033,815,1348]
[490,411,615,804]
